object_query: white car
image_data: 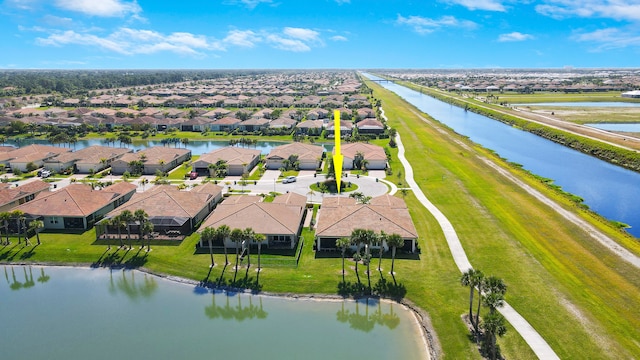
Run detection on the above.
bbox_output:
[282,176,296,184]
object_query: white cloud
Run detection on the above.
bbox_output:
[283,27,320,42]
[536,1,640,21]
[222,27,324,52]
[443,0,506,11]
[36,28,224,56]
[41,15,74,27]
[397,14,477,34]
[54,0,141,17]
[573,27,640,50]
[224,0,273,10]
[4,0,40,10]
[265,34,311,52]
[498,31,534,42]
[330,35,348,41]
[224,30,261,47]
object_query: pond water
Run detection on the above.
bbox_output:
[588,123,640,132]
[516,102,640,107]
[365,73,640,237]
[5,138,334,156]
[0,266,427,360]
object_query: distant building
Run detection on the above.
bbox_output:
[621,90,640,98]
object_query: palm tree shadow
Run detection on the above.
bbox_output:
[217,263,228,286]
[19,243,39,260]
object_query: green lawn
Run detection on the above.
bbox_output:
[367,80,639,359]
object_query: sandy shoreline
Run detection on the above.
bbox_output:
[2,261,441,359]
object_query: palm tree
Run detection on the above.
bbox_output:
[336,237,352,281]
[0,211,11,245]
[230,228,243,271]
[201,226,217,268]
[461,268,484,332]
[351,228,376,290]
[478,276,506,324]
[216,225,231,265]
[376,231,387,271]
[110,215,125,248]
[28,220,44,245]
[242,227,255,269]
[481,311,507,360]
[133,209,149,247]
[141,220,154,252]
[254,233,266,272]
[11,210,24,244]
[119,210,134,249]
[386,233,404,275]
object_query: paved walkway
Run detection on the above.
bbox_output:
[392,113,560,359]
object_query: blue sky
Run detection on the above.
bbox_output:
[1,0,639,69]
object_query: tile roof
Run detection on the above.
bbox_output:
[197,147,261,166]
[108,184,222,219]
[315,195,417,239]
[0,179,50,207]
[15,183,135,217]
[200,194,305,235]
[265,143,324,162]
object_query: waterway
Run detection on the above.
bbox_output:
[515,102,640,107]
[588,123,640,132]
[365,73,640,237]
[0,265,427,360]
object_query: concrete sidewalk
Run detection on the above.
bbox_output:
[390,106,559,360]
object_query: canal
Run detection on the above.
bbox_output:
[365,73,640,237]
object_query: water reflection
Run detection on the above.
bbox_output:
[336,299,401,333]
[4,266,49,291]
[205,292,268,322]
[108,269,158,301]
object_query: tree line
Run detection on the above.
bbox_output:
[0,70,270,96]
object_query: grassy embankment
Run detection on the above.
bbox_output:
[2,86,639,358]
[367,79,640,359]
[399,82,640,173]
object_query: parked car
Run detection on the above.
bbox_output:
[282,176,296,184]
[39,170,51,178]
[188,171,198,180]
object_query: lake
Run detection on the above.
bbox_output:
[0,266,428,360]
[365,73,640,237]
[5,138,335,156]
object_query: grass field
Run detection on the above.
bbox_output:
[2,85,639,359]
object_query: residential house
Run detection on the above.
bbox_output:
[295,120,324,135]
[180,117,214,132]
[325,120,353,138]
[0,145,71,172]
[44,145,132,173]
[339,143,387,170]
[0,179,50,212]
[315,195,418,252]
[192,147,261,176]
[110,146,191,175]
[238,118,269,132]
[265,143,324,170]
[211,116,241,132]
[198,192,307,249]
[355,119,385,135]
[14,182,137,230]
[100,183,223,237]
[268,118,297,130]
